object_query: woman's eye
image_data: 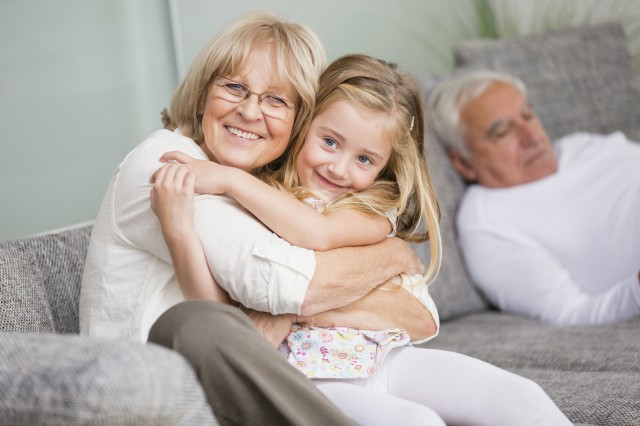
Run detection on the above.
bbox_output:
[323,138,337,148]
[226,83,247,93]
[357,155,372,165]
[264,95,289,107]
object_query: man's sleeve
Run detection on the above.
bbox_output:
[460,225,640,326]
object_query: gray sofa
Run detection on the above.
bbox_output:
[418,22,640,426]
[0,23,638,426]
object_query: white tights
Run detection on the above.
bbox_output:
[315,348,571,426]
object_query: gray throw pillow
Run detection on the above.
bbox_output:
[454,22,640,141]
[0,248,55,333]
[415,76,490,321]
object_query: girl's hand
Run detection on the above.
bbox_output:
[155,151,235,195]
[150,162,196,237]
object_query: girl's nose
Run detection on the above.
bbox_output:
[328,160,348,178]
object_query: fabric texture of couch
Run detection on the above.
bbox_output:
[1,22,638,426]
[419,22,640,426]
[0,226,217,425]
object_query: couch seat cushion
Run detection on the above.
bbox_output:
[421,312,640,425]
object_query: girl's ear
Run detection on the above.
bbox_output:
[447,149,478,182]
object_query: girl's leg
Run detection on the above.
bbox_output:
[384,348,571,426]
[316,381,445,426]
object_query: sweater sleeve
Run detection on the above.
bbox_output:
[460,225,640,326]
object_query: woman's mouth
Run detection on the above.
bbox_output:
[226,126,261,141]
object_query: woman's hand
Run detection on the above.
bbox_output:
[154,151,237,195]
[150,162,196,238]
[245,309,296,348]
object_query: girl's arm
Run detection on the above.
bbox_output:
[150,162,233,304]
[158,151,391,251]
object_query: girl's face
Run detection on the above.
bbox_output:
[295,100,392,200]
[199,44,297,172]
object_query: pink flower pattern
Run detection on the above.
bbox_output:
[283,324,410,379]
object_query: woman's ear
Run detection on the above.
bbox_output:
[447,149,478,182]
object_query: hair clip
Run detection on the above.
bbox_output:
[410,116,415,131]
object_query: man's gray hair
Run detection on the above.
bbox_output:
[428,70,527,158]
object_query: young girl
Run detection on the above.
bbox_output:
[156,52,441,372]
[151,55,571,425]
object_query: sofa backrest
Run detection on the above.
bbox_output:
[420,22,640,321]
[0,224,92,334]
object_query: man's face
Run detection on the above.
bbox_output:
[453,82,558,188]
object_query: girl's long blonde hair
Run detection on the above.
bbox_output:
[262,54,442,283]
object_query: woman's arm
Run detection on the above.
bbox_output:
[150,162,232,304]
[307,282,437,342]
[157,151,391,250]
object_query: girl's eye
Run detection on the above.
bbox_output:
[357,155,372,165]
[323,138,337,149]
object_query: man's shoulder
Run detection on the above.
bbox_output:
[555,131,636,167]
[457,185,490,228]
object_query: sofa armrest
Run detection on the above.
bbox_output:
[0,333,217,425]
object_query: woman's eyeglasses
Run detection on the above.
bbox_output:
[213,76,295,120]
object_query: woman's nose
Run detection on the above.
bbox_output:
[236,94,263,121]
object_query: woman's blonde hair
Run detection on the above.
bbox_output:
[262,54,442,283]
[162,11,326,171]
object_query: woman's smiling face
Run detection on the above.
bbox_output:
[295,99,392,200]
[199,44,297,172]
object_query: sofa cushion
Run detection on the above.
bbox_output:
[416,76,490,321]
[0,224,92,334]
[0,333,217,425]
[454,22,640,142]
[421,313,640,425]
[0,248,54,333]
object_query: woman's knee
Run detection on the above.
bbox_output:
[148,300,248,351]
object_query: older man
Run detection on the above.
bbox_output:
[429,70,640,326]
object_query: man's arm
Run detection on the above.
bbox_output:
[462,227,640,325]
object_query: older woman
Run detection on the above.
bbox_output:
[79,12,429,426]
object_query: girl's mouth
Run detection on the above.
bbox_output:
[316,171,344,190]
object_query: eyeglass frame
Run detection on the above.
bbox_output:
[212,76,296,119]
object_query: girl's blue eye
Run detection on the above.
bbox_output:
[357,155,372,165]
[323,138,337,148]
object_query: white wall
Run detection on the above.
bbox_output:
[1,0,479,241]
[1,0,176,240]
[172,0,480,78]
